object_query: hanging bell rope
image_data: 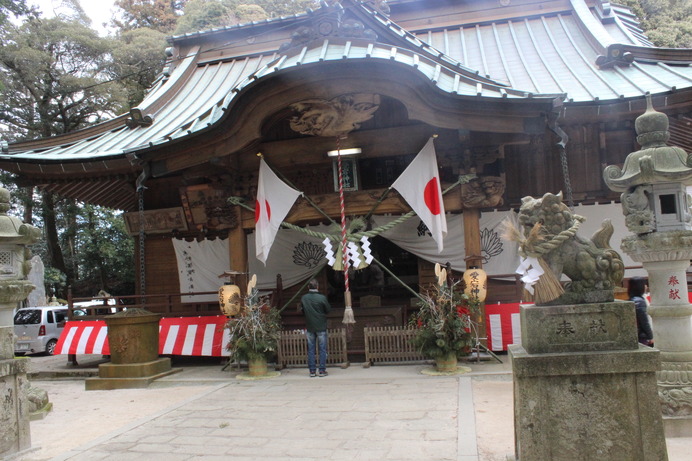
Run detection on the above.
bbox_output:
[225,161,476,319]
[335,136,356,325]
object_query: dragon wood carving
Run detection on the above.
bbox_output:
[289,93,380,137]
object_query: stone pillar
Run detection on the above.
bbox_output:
[0,280,33,457]
[621,232,692,433]
[0,187,41,459]
[510,301,668,460]
[603,95,692,435]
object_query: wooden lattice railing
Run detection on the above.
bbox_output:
[363,326,427,367]
[277,328,349,369]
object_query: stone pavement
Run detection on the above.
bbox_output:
[18,354,692,460]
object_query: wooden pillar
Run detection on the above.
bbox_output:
[462,208,482,268]
[462,207,487,345]
[228,207,248,294]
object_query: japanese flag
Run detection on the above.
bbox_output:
[391,138,447,252]
[255,159,302,264]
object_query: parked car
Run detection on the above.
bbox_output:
[71,299,118,317]
[14,306,68,356]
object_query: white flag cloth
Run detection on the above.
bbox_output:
[391,137,447,252]
[255,159,302,264]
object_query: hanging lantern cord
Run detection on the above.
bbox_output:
[137,184,146,305]
[547,113,574,211]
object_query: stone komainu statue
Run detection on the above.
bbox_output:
[517,192,625,305]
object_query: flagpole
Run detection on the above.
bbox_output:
[336,136,356,325]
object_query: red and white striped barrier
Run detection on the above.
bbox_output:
[485,303,522,352]
[56,320,109,355]
[56,316,230,357]
[481,295,692,351]
[62,296,680,356]
[159,316,230,356]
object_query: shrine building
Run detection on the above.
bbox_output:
[1,0,691,356]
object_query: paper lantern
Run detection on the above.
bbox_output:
[219,283,242,316]
[463,268,487,302]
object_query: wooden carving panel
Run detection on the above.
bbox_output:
[180,184,237,231]
[239,186,463,228]
[123,207,188,235]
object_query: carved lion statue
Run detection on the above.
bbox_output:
[517,192,625,305]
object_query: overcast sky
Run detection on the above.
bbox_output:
[31,0,117,35]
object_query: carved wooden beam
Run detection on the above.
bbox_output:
[239,186,463,229]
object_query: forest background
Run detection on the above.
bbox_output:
[0,0,690,300]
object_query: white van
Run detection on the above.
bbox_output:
[14,306,68,356]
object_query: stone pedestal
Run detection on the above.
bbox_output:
[621,231,692,434]
[0,187,42,459]
[1,325,15,360]
[0,284,38,460]
[0,358,30,458]
[85,309,179,390]
[510,301,668,461]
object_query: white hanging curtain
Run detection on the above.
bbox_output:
[574,202,645,278]
[243,211,521,292]
[372,210,520,274]
[172,238,230,303]
[247,224,332,290]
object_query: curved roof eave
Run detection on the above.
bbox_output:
[6,45,202,157]
[167,11,310,44]
[3,38,563,167]
[128,39,563,159]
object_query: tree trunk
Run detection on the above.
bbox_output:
[64,198,79,280]
[42,191,68,278]
[22,186,33,224]
[87,207,109,290]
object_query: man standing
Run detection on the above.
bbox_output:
[300,279,331,377]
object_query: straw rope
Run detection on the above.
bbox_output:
[226,174,473,244]
[518,215,584,258]
[516,215,584,304]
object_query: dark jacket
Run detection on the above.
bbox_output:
[632,296,653,343]
[301,290,331,333]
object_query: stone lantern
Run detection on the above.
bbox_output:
[604,95,692,432]
[0,186,41,458]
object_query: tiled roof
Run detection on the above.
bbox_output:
[603,3,653,47]
[3,0,690,174]
[3,38,558,164]
[404,8,692,102]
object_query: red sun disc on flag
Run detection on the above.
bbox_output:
[254,200,271,223]
[424,177,441,215]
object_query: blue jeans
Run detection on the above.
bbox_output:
[306,330,328,373]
